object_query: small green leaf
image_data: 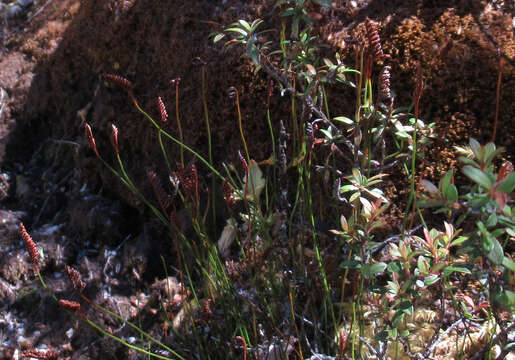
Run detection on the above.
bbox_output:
[502,205,513,216]
[250,19,264,32]
[340,68,360,74]
[424,274,440,286]
[340,215,349,232]
[246,42,260,65]
[329,229,345,236]
[443,183,458,202]
[474,140,487,163]
[361,262,387,277]
[238,19,252,32]
[367,188,387,203]
[333,116,354,125]
[486,214,498,228]
[462,165,493,189]
[369,285,387,294]
[476,221,487,234]
[494,289,515,312]
[483,142,497,163]
[440,170,454,193]
[502,257,515,272]
[487,238,504,265]
[417,255,429,273]
[213,33,225,43]
[443,266,471,276]
[336,77,356,88]
[399,301,414,314]
[387,260,402,273]
[349,191,360,203]
[386,280,400,294]
[319,128,333,139]
[360,197,372,214]
[225,27,248,36]
[323,58,334,67]
[395,130,411,139]
[400,329,410,338]
[498,216,515,229]
[367,179,384,186]
[340,260,361,269]
[482,235,494,253]
[392,311,405,327]
[420,179,439,194]
[491,228,505,238]
[450,236,468,247]
[340,184,358,193]
[459,157,479,167]
[497,172,515,193]
[246,160,265,202]
[470,194,490,208]
[431,262,446,274]
[484,144,504,166]
[469,138,481,158]
[369,221,384,231]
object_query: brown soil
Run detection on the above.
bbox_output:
[0,0,513,359]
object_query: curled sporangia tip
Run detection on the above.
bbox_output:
[103,73,132,92]
[84,123,100,158]
[19,222,39,273]
[157,96,168,123]
[365,17,386,62]
[66,265,86,293]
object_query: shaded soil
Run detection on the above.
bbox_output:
[0,0,513,359]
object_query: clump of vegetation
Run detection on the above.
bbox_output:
[17,1,514,359]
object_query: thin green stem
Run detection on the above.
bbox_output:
[201,65,213,167]
[492,52,503,143]
[351,302,357,359]
[403,65,423,236]
[37,271,58,302]
[266,88,277,203]
[321,84,330,119]
[234,89,250,162]
[174,79,185,167]
[158,131,172,174]
[288,285,304,360]
[355,48,364,125]
[201,64,217,230]
[338,250,352,322]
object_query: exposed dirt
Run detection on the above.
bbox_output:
[0,0,513,359]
